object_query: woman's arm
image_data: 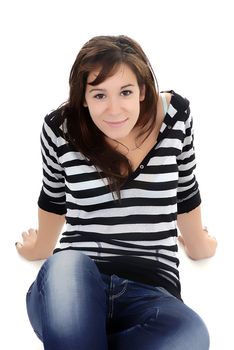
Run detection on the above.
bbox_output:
[16,208,65,261]
[177,205,217,260]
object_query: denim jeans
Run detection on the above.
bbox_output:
[26,250,210,350]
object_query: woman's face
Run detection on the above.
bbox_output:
[84,64,145,143]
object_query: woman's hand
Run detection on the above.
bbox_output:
[16,209,65,261]
[15,228,49,261]
[178,228,218,260]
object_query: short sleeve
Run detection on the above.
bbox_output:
[177,106,201,214]
[38,115,66,215]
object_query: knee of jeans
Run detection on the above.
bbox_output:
[48,251,97,274]
[195,317,210,349]
[38,251,100,291]
[180,312,210,350]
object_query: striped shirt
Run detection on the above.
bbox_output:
[38,90,201,299]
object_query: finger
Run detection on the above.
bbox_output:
[28,228,37,236]
[22,232,29,241]
[15,242,23,250]
[209,236,218,243]
[28,228,35,234]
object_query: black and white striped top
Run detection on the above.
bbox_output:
[38,90,201,299]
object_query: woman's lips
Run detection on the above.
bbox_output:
[104,118,128,128]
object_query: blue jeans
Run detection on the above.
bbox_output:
[26,250,210,350]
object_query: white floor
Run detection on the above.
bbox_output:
[2,231,233,350]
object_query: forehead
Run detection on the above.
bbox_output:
[87,64,137,85]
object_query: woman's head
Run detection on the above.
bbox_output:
[68,35,158,140]
[84,63,145,143]
[63,35,159,198]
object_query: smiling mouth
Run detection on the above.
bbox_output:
[104,118,128,127]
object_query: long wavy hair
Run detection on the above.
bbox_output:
[60,35,159,199]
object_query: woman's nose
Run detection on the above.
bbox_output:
[106,97,122,115]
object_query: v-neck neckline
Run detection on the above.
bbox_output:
[122,92,176,186]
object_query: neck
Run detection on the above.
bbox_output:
[116,140,143,153]
[107,129,145,155]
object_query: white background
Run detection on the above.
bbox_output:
[0,0,233,349]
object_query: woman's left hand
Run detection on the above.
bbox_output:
[178,229,218,260]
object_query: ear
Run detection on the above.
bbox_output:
[83,99,88,107]
[139,85,146,102]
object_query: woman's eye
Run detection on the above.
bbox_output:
[121,90,132,96]
[93,91,132,99]
[94,94,106,100]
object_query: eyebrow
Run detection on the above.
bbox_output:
[88,84,135,93]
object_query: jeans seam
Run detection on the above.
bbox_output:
[108,277,114,320]
[112,281,128,299]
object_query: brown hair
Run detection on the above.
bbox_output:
[60,35,159,199]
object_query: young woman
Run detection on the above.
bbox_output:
[16,35,217,350]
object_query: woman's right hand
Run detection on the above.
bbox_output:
[15,228,48,261]
[16,209,65,261]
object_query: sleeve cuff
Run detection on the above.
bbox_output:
[177,190,201,214]
[38,189,66,215]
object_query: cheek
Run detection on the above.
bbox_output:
[88,107,107,130]
[87,104,102,121]
[131,102,141,119]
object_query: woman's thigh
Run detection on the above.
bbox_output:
[26,251,108,350]
[109,284,210,350]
